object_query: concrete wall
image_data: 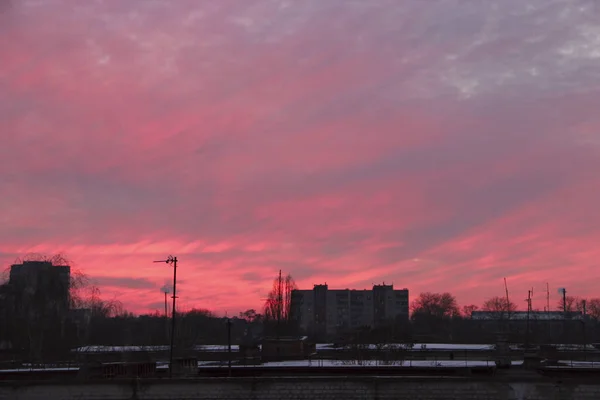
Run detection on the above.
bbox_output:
[2,376,600,400]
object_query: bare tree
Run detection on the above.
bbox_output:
[263,272,297,337]
[462,304,478,318]
[411,292,460,318]
[239,309,259,323]
[586,298,600,320]
[263,272,297,322]
[69,270,90,309]
[482,296,517,319]
[14,252,71,266]
[556,296,585,313]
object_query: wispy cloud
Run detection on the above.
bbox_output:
[2,0,600,314]
[92,276,156,290]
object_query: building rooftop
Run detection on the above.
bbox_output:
[472,311,583,320]
[295,285,408,292]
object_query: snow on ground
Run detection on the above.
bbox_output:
[73,344,241,352]
[408,344,493,351]
[316,343,333,350]
[200,345,240,352]
[0,367,80,372]
[72,343,599,353]
[206,360,498,368]
[76,343,494,353]
[316,343,493,351]
[73,345,169,352]
[1,360,572,372]
[554,344,598,351]
[552,360,600,368]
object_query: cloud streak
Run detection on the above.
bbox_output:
[2,0,600,314]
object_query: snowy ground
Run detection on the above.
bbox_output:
[316,343,494,351]
[71,343,600,354]
[248,360,498,368]
[73,343,494,353]
[73,345,241,352]
[550,360,600,368]
[24,359,600,372]
[0,367,80,372]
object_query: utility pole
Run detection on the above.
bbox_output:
[154,255,178,378]
[546,283,550,315]
[582,299,587,358]
[558,287,567,344]
[277,270,282,363]
[160,286,171,344]
[525,290,532,348]
[277,270,282,339]
[503,278,510,310]
[227,318,232,376]
[560,288,567,314]
[164,291,168,317]
[503,278,511,318]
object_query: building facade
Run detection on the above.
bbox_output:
[471,311,584,321]
[291,284,409,337]
[470,310,586,344]
[1,260,73,358]
[9,260,71,313]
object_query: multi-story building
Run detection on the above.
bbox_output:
[1,260,72,357]
[9,260,71,315]
[291,284,409,337]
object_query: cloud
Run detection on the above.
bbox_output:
[91,276,156,290]
[2,0,600,314]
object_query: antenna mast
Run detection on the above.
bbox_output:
[525,289,532,348]
[504,278,510,309]
[277,269,282,339]
[546,283,550,314]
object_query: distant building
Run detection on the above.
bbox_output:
[471,311,583,320]
[260,336,315,362]
[470,310,586,344]
[291,284,409,337]
[8,260,71,316]
[0,283,12,349]
[0,260,73,358]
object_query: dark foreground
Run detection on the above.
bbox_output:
[2,373,600,400]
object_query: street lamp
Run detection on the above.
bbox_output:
[154,255,178,378]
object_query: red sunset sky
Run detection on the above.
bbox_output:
[1,0,600,316]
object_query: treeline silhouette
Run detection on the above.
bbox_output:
[2,255,600,365]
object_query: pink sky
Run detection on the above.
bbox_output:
[2,0,600,315]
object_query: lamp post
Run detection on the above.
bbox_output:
[154,255,178,378]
